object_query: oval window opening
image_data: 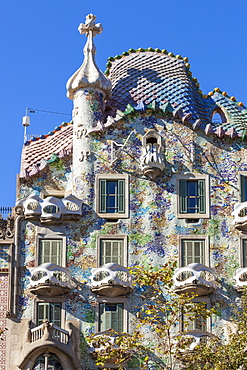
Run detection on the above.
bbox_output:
[27,202,39,211]
[43,205,60,214]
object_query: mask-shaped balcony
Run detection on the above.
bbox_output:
[233,267,247,292]
[90,330,129,364]
[29,263,72,297]
[140,130,165,180]
[173,263,216,296]
[15,194,83,224]
[232,202,247,230]
[90,263,133,297]
[183,330,213,351]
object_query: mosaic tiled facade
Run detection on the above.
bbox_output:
[4,13,247,370]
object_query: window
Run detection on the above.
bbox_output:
[211,107,226,124]
[177,174,209,218]
[100,239,124,266]
[96,174,129,219]
[100,180,124,213]
[241,238,247,267]
[34,354,63,370]
[37,302,61,327]
[183,302,208,332]
[243,239,247,267]
[240,174,247,202]
[97,235,127,267]
[99,303,123,332]
[39,239,62,265]
[179,180,205,214]
[181,239,205,266]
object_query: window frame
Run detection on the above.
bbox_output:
[142,129,162,147]
[181,297,211,333]
[239,171,247,202]
[179,236,209,267]
[211,107,226,124]
[97,235,128,267]
[33,354,63,370]
[34,297,65,329]
[239,234,247,268]
[176,173,210,219]
[38,239,63,266]
[36,227,66,267]
[96,174,129,219]
[96,297,128,333]
[36,301,62,327]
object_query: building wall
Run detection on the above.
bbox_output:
[10,111,247,367]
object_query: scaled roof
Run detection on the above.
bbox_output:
[107,50,247,134]
[20,49,247,179]
[20,123,72,178]
[107,50,211,125]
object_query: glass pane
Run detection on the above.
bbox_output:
[37,303,50,325]
[106,181,118,213]
[105,242,112,256]
[244,177,247,202]
[187,181,198,213]
[105,304,117,312]
[243,240,247,267]
[50,303,61,327]
[34,355,63,370]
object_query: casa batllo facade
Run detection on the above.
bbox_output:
[1,13,247,370]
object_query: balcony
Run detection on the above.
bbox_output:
[233,267,247,292]
[90,330,130,365]
[15,194,83,224]
[19,320,80,370]
[90,263,133,297]
[31,321,69,344]
[140,143,165,180]
[183,330,213,351]
[0,207,14,240]
[173,263,216,296]
[232,202,247,230]
[29,263,72,297]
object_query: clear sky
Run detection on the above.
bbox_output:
[1,0,247,208]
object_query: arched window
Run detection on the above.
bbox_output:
[146,136,158,145]
[33,353,63,370]
[211,108,226,124]
[143,130,161,147]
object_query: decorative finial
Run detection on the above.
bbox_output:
[66,14,111,100]
[78,14,103,37]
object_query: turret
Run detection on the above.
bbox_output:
[66,14,111,203]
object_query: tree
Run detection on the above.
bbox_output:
[183,291,247,370]
[89,261,216,369]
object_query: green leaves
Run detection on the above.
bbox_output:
[88,261,218,370]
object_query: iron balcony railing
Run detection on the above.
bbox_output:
[0,207,12,218]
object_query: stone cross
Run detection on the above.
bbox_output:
[78,14,103,37]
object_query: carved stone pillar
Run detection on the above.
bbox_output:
[66,14,111,204]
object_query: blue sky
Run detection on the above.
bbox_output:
[1,0,247,207]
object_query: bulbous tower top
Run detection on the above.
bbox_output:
[66,14,112,100]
